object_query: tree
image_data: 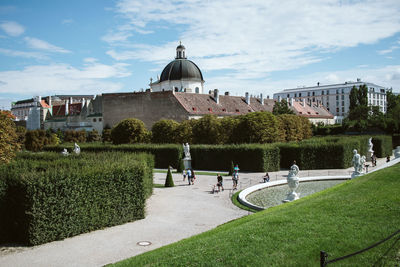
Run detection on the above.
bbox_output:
[174,119,195,144]
[272,99,295,115]
[25,129,57,152]
[348,85,369,121]
[111,118,149,144]
[102,125,112,143]
[151,119,180,143]
[164,167,175,187]
[220,116,240,144]
[0,111,20,164]
[192,115,223,144]
[232,111,280,143]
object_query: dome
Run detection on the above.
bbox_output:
[159,59,204,82]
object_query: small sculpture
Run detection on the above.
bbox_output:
[73,143,80,155]
[352,149,363,177]
[283,161,300,202]
[368,138,374,153]
[61,148,69,156]
[359,155,366,173]
[183,143,191,159]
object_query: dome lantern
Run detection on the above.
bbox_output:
[176,41,186,59]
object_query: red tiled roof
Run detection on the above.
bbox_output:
[52,105,66,117]
[51,103,82,117]
[291,101,334,119]
[174,93,275,116]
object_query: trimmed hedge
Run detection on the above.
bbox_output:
[0,151,153,245]
[372,135,393,158]
[44,143,182,170]
[190,144,279,172]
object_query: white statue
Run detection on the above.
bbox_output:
[183,143,191,159]
[61,148,69,156]
[368,138,374,153]
[284,161,300,202]
[359,155,366,173]
[352,149,363,177]
[73,143,81,155]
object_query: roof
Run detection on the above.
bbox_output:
[291,101,334,119]
[276,81,385,94]
[51,102,82,117]
[159,59,204,83]
[14,98,34,105]
[174,92,275,116]
[40,100,51,109]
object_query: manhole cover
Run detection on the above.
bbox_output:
[137,241,152,246]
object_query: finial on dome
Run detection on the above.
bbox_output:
[176,42,186,59]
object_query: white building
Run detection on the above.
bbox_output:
[273,79,388,123]
[149,43,205,94]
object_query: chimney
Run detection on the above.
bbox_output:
[357,78,361,82]
[224,91,229,96]
[36,96,41,107]
[65,100,69,115]
[245,92,250,105]
[260,93,264,105]
[69,97,73,104]
[213,89,219,104]
[302,98,306,106]
[81,98,85,109]
[48,96,52,107]
[267,95,270,99]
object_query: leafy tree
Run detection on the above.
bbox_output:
[192,115,223,144]
[272,99,295,115]
[277,114,302,141]
[0,111,20,163]
[232,111,280,143]
[64,130,86,143]
[151,119,180,143]
[102,125,112,143]
[16,126,26,148]
[164,167,174,187]
[111,118,148,144]
[25,129,57,151]
[348,85,369,121]
[87,129,101,142]
[174,119,194,144]
[220,116,239,144]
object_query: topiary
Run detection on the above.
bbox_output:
[165,167,175,187]
[87,129,100,142]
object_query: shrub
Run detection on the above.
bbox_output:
[102,127,112,143]
[15,126,26,148]
[0,111,19,163]
[44,143,183,170]
[87,129,100,142]
[165,167,174,187]
[151,119,180,143]
[0,151,153,245]
[64,130,86,143]
[111,118,148,144]
[174,119,194,144]
[190,144,279,172]
[25,130,57,152]
[372,135,393,158]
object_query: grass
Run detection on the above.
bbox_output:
[112,164,400,266]
[153,184,165,188]
[231,190,259,213]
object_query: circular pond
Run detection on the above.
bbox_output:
[246,180,347,209]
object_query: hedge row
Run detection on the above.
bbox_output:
[44,143,182,170]
[190,144,280,172]
[0,152,153,245]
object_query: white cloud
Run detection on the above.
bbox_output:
[377,46,399,55]
[107,0,400,79]
[62,19,74,25]
[0,62,132,96]
[0,48,47,60]
[24,37,71,53]
[0,21,25,36]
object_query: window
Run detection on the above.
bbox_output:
[307,92,310,96]
[336,101,339,106]
[341,95,344,100]
[342,101,345,106]
[312,92,315,96]
[93,118,96,122]
[99,118,102,122]
[341,89,344,94]
[195,87,199,94]
[336,107,339,112]
[294,93,297,97]
[336,89,339,94]
[342,107,345,112]
[174,87,179,92]
[299,93,302,97]
[287,94,290,98]
[336,96,339,100]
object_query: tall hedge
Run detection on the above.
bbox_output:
[0,152,153,245]
[44,143,182,169]
[190,144,279,172]
[372,135,393,158]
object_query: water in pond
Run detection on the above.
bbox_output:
[246,180,347,209]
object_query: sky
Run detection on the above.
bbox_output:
[0,0,400,109]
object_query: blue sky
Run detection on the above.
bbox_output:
[0,0,400,109]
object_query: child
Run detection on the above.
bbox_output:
[217,174,224,192]
[182,169,187,181]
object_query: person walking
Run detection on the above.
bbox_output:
[232,165,239,190]
[190,169,196,185]
[182,169,187,181]
[187,169,192,185]
[217,174,224,192]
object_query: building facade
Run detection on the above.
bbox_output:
[273,80,388,123]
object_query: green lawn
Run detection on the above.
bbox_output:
[113,164,400,266]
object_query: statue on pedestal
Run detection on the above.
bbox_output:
[183,143,191,159]
[367,137,374,162]
[73,143,81,155]
[61,148,69,156]
[352,149,363,177]
[283,161,300,202]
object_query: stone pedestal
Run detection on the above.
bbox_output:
[283,175,300,202]
[183,158,191,169]
[394,146,400,159]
